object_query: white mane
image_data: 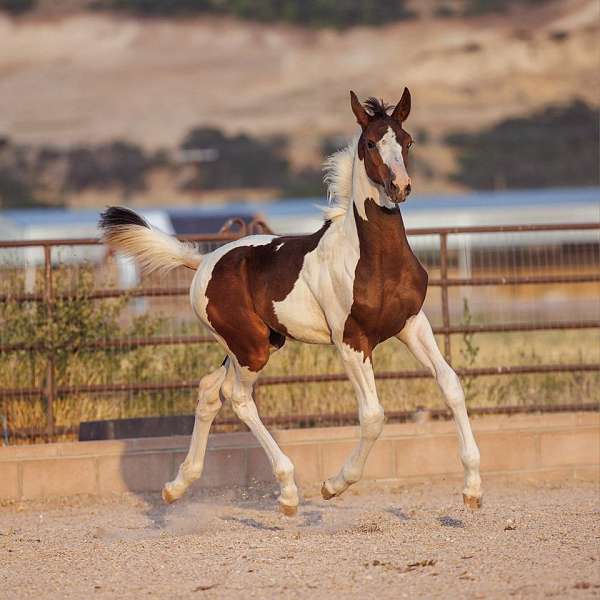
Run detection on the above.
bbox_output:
[322,135,359,221]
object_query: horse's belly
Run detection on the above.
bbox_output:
[273,279,332,344]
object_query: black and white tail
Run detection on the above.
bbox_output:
[98,206,203,274]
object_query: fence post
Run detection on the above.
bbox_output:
[44,245,55,436]
[439,233,452,363]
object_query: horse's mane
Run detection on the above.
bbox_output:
[322,135,359,221]
[363,97,392,118]
[322,100,392,221]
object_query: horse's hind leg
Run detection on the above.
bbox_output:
[398,310,482,508]
[162,361,227,503]
[220,355,300,516]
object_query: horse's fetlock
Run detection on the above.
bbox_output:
[274,457,294,481]
[342,465,362,485]
[181,462,202,482]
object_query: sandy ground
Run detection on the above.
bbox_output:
[0,479,598,599]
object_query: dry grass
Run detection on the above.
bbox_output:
[258,329,599,417]
[2,329,598,443]
[1,266,598,443]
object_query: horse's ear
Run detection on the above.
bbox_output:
[350,90,370,129]
[391,87,411,123]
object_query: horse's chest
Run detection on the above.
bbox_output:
[354,251,427,336]
[343,202,428,354]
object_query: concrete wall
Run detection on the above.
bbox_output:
[1,412,598,501]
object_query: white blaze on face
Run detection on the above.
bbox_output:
[376,127,410,191]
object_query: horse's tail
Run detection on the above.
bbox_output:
[99,206,203,274]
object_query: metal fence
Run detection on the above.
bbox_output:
[1,220,599,442]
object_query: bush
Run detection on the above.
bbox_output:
[0,169,45,208]
[0,136,49,208]
[463,0,550,15]
[98,0,415,27]
[180,127,291,190]
[64,141,151,195]
[0,0,36,15]
[446,100,600,189]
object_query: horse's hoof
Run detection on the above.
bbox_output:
[279,502,298,517]
[463,493,482,509]
[162,486,177,504]
[321,482,336,500]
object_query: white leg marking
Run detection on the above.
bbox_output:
[322,344,384,499]
[162,363,227,503]
[222,358,300,515]
[398,311,482,504]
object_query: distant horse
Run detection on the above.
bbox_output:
[99,89,482,515]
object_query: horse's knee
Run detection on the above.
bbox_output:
[361,406,384,441]
[437,368,465,410]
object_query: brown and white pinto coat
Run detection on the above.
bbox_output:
[99,89,482,515]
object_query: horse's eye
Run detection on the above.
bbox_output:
[367,140,376,149]
[407,141,414,150]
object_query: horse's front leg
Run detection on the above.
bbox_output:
[398,310,482,508]
[321,341,384,500]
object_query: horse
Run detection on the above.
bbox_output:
[99,88,482,516]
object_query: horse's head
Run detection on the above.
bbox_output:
[350,88,413,204]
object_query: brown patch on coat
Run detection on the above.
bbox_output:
[342,198,428,359]
[205,222,331,371]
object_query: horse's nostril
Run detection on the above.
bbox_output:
[405,184,411,195]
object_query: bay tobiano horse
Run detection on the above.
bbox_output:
[99,89,482,516]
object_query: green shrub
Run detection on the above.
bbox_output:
[180,127,291,190]
[97,0,415,27]
[463,0,550,15]
[0,0,36,15]
[64,141,152,195]
[446,100,600,189]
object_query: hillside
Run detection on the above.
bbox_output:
[0,0,597,203]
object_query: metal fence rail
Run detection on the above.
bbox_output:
[1,221,599,441]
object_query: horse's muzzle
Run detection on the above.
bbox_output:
[386,180,411,203]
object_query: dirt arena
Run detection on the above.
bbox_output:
[1,479,598,599]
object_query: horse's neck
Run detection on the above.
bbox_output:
[341,158,410,253]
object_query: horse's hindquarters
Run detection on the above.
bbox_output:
[188,235,276,329]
